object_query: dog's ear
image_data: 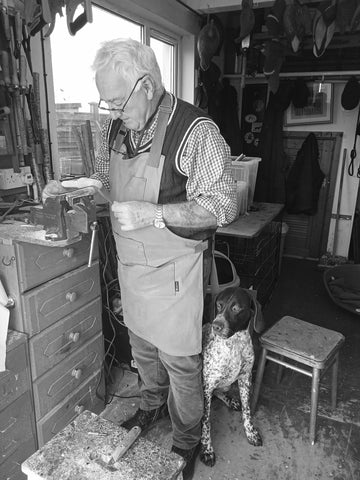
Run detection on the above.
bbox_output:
[245,289,266,334]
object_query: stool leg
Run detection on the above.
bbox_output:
[310,367,321,445]
[252,347,267,412]
[331,352,339,410]
[276,356,284,384]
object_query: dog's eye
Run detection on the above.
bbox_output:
[216,301,223,311]
[232,304,241,313]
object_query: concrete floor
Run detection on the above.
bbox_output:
[101,257,360,480]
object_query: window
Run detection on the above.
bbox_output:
[150,33,177,94]
[50,6,176,177]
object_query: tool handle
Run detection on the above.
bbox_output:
[111,426,141,462]
[1,50,11,86]
[88,221,98,267]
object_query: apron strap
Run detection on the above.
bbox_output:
[147,93,173,168]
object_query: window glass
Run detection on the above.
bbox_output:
[150,36,176,93]
[50,7,142,176]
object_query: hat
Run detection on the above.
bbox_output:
[350,3,360,32]
[313,0,337,58]
[265,0,286,38]
[197,19,221,70]
[341,76,360,110]
[283,0,310,53]
[336,0,357,34]
[292,78,310,108]
[263,39,285,77]
[237,0,255,42]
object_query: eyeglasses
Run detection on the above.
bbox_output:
[98,75,147,113]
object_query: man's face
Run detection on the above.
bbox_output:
[96,68,152,131]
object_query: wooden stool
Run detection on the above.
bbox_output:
[252,316,345,445]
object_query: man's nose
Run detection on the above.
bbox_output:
[109,109,123,120]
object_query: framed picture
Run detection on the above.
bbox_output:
[284,82,333,126]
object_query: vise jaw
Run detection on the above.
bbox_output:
[30,187,97,242]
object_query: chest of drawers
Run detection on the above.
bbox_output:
[0,227,105,455]
[1,330,36,480]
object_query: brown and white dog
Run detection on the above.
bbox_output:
[200,286,265,467]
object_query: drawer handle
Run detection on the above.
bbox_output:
[71,368,82,380]
[63,247,75,258]
[69,331,80,343]
[75,404,85,414]
[66,291,77,302]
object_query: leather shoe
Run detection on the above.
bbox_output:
[121,404,168,431]
[171,443,200,480]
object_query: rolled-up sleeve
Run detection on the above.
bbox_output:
[179,121,237,226]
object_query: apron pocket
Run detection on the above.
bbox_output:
[114,235,147,265]
[124,176,146,201]
[119,261,176,297]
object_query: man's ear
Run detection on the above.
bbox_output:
[141,75,155,100]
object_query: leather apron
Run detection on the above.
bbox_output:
[109,94,207,356]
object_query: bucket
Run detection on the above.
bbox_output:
[204,251,240,321]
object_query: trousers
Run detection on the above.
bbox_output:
[127,247,213,449]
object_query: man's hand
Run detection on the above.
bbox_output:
[111,201,156,231]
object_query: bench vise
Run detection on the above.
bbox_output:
[30,187,97,243]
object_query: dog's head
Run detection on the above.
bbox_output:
[212,286,265,339]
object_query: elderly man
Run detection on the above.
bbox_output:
[44,38,237,479]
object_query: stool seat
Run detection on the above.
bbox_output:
[252,316,345,445]
[259,316,345,368]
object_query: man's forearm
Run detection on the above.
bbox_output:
[163,201,217,229]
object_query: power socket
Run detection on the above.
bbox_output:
[0,167,31,190]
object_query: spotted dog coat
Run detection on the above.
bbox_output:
[200,286,263,467]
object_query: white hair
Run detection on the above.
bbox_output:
[92,38,163,91]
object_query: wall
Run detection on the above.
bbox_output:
[284,83,360,258]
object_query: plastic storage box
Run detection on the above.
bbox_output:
[231,156,261,207]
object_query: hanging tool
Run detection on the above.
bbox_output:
[348,105,360,177]
[332,148,347,257]
[66,0,93,36]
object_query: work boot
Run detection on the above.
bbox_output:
[121,403,168,431]
[171,443,200,480]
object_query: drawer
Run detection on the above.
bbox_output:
[21,261,100,336]
[29,298,102,380]
[36,370,105,447]
[2,437,36,480]
[15,235,98,292]
[33,332,104,419]
[0,392,35,465]
[0,340,29,412]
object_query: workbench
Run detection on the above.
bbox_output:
[216,202,284,306]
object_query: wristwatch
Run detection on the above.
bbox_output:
[153,204,166,229]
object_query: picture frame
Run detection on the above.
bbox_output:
[284,82,333,126]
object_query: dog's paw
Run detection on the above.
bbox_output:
[200,445,216,467]
[246,428,263,447]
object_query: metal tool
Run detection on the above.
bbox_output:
[95,426,142,472]
[29,187,97,244]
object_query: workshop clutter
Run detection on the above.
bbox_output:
[231,155,261,214]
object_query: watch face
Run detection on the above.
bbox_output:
[154,219,166,229]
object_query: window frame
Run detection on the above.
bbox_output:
[45,1,186,177]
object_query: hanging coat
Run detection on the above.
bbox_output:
[285,132,324,215]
